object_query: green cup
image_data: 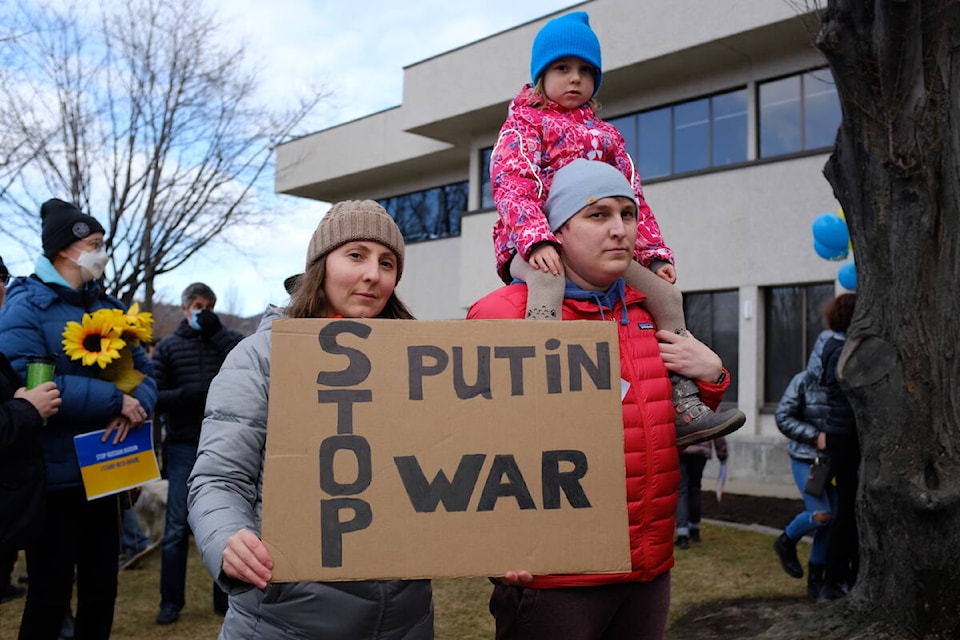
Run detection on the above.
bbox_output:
[26,355,56,389]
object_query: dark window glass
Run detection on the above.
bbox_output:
[763,283,836,404]
[712,89,748,166]
[759,69,841,158]
[378,181,467,243]
[759,75,801,157]
[479,147,493,209]
[673,98,709,174]
[803,69,841,150]
[684,290,740,404]
[609,115,638,163]
[637,107,671,179]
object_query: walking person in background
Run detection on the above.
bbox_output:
[0,255,62,604]
[152,282,244,625]
[774,369,835,598]
[188,201,433,639]
[675,436,728,550]
[490,11,744,447]
[809,293,859,599]
[0,199,156,640]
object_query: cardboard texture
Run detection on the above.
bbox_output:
[262,318,631,581]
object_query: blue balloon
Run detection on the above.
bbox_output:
[812,213,849,251]
[814,240,848,261]
[838,262,857,290]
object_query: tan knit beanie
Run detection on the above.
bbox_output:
[305,200,405,281]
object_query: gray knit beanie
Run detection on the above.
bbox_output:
[545,159,636,231]
[306,200,405,281]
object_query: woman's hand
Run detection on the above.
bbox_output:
[223,528,274,589]
[816,432,827,450]
[500,570,534,586]
[15,382,61,419]
[120,394,148,427]
[102,416,131,445]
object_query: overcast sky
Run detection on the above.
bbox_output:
[197,0,580,316]
[1,0,579,317]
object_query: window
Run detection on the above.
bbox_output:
[684,290,739,404]
[763,283,836,404]
[610,87,747,180]
[479,147,494,209]
[759,68,841,158]
[378,181,467,243]
[636,108,671,179]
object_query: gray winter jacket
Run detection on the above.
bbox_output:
[187,306,433,639]
[774,371,830,462]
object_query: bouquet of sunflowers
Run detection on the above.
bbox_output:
[61,303,154,394]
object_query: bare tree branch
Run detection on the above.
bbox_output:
[0,0,329,309]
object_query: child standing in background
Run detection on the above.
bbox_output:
[490,11,744,446]
[675,436,728,550]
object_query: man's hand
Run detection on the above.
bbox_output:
[656,329,723,383]
[223,528,274,589]
[196,310,222,336]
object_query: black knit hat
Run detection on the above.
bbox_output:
[41,198,105,259]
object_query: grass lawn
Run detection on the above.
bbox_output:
[0,522,807,639]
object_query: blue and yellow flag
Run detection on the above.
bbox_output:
[74,422,161,500]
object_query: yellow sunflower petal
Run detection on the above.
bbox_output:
[61,310,125,368]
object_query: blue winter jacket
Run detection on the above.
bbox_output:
[0,274,157,491]
[775,372,830,462]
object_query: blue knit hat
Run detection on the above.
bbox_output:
[545,160,636,232]
[530,11,602,96]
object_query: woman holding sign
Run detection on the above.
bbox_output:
[188,201,433,639]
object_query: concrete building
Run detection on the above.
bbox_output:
[275,0,847,490]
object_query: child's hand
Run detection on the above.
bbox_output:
[15,382,61,419]
[655,264,677,284]
[529,244,563,276]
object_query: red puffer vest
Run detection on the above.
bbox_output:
[468,284,728,587]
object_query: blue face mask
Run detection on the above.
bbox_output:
[189,309,202,331]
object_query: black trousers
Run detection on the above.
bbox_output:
[824,433,860,588]
[490,573,671,640]
[18,488,119,640]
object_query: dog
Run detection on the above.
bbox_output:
[133,478,169,542]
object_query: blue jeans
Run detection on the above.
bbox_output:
[160,442,197,610]
[786,457,835,565]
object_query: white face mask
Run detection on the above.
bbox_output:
[73,247,109,281]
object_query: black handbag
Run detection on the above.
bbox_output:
[803,456,831,497]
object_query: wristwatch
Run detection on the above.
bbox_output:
[715,370,727,385]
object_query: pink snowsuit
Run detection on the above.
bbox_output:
[491,85,674,283]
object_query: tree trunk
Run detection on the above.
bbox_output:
[818,1,960,637]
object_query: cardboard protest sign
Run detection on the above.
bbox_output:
[262,318,631,581]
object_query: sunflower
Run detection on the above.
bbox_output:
[62,310,126,368]
[119,302,154,345]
